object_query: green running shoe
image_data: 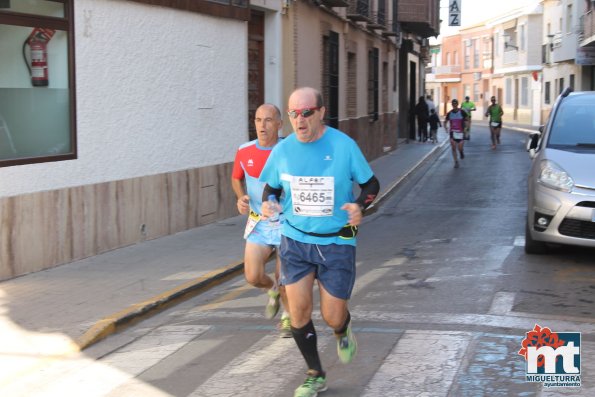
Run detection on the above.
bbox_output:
[336,322,357,364]
[265,289,280,319]
[294,370,327,397]
[279,315,292,338]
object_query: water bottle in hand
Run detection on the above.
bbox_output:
[267,194,280,224]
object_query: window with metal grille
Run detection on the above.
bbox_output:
[368,47,379,121]
[521,77,528,106]
[348,52,357,118]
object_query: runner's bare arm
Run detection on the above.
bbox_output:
[231,178,250,215]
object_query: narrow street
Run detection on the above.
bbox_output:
[14,125,591,397]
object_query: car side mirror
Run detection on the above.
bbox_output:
[538,125,544,133]
[527,132,541,158]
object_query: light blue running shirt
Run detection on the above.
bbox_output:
[259,127,373,246]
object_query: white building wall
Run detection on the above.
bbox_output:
[542,0,579,61]
[541,0,583,111]
[526,15,544,65]
[0,0,248,198]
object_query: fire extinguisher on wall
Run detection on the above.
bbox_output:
[23,28,56,87]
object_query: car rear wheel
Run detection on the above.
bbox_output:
[525,219,548,254]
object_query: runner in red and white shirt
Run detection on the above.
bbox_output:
[231,103,291,337]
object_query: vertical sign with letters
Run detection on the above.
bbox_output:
[449,0,461,26]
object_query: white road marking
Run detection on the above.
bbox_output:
[514,235,525,246]
[484,245,513,261]
[100,325,210,374]
[142,338,227,381]
[351,311,595,334]
[182,310,595,334]
[353,257,406,297]
[489,291,515,315]
[0,325,208,397]
[430,246,512,282]
[187,334,301,396]
[425,272,509,283]
[361,330,471,397]
[228,336,292,375]
[483,245,514,272]
[380,257,408,267]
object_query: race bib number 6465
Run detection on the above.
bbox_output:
[290,176,334,217]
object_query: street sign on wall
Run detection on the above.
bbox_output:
[449,0,461,26]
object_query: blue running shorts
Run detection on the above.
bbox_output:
[279,235,356,300]
[246,219,281,247]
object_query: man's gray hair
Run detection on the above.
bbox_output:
[259,103,282,119]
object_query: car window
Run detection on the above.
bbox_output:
[548,97,595,147]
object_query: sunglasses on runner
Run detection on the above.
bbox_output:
[287,107,321,119]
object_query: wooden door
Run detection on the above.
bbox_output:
[248,11,265,140]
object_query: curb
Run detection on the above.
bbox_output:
[76,261,244,350]
[76,140,449,351]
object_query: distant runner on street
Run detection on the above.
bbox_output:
[485,96,504,150]
[444,99,469,169]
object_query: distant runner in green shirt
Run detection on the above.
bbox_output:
[485,96,504,150]
[461,96,476,140]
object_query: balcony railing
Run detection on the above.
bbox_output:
[398,2,428,23]
[397,0,439,38]
[367,10,387,30]
[434,65,461,74]
[320,0,349,7]
[382,20,400,37]
[503,48,518,65]
[581,10,595,46]
[347,0,370,21]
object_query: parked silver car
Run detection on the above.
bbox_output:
[525,88,595,254]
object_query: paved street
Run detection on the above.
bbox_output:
[2,125,594,396]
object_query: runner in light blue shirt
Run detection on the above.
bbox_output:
[259,87,380,397]
[259,126,373,246]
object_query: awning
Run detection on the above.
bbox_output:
[502,19,517,30]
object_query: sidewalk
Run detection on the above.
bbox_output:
[0,130,450,355]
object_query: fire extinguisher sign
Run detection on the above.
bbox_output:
[449,0,461,26]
